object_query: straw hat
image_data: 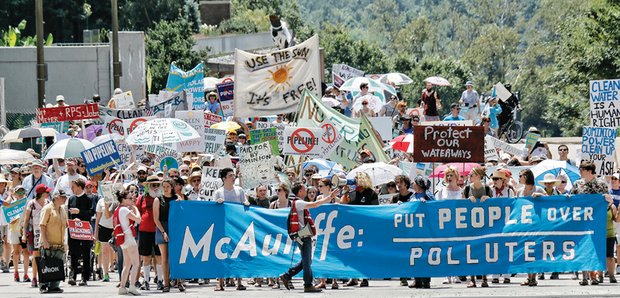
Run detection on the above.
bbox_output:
[143,175,161,184]
[491,170,507,180]
[539,173,560,187]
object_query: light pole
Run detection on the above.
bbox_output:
[35,0,46,108]
[111,0,121,89]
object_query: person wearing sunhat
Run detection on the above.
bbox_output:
[539,173,561,196]
[186,171,206,201]
[407,175,434,289]
[22,184,51,287]
[38,189,69,293]
[136,175,164,291]
[3,185,31,283]
[488,170,515,284]
[205,91,221,115]
[459,81,480,122]
[400,114,414,134]
[10,167,22,188]
[22,159,54,201]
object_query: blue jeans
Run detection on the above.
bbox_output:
[282,237,313,287]
[117,246,123,281]
[39,248,65,290]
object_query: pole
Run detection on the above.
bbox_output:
[111,0,121,89]
[35,0,46,108]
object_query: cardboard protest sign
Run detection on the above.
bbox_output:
[68,220,93,240]
[80,140,122,176]
[36,104,99,123]
[420,120,474,127]
[99,182,124,204]
[238,142,274,190]
[102,115,126,136]
[199,166,224,200]
[283,127,323,156]
[525,132,541,152]
[589,79,620,128]
[368,117,394,140]
[255,121,270,129]
[2,198,26,223]
[204,113,223,128]
[204,128,227,154]
[484,137,500,162]
[166,63,204,110]
[271,122,288,149]
[494,82,512,102]
[122,116,155,136]
[99,91,187,120]
[145,144,183,171]
[378,194,393,205]
[413,126,485,163]
[485,135,523,157]
[111,91,135,109]
[332,64,365,88]
[250,128,279,155]
[175,111,206,152]
[115,141,145,165]
[234,35,321,118]
[581,126,617,176]
[216,80,235,117]
[319,118,344,157]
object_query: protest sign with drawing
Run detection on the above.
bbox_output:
[80,140,123,176]
[234,35,321,118]
[283,127,323,156]
[250,128,279,155]
[99,182,125,204]
[413,126,485,163]
[319,118,344,157]
[216,80,235,117]
[111,91,135,109]
[238,142,274,190]
[589,79,620,128]
[175,110,206,152]
[68,220,93,241]
[204,128,227,154]
[581,126,617,176]
[122,116,155,136]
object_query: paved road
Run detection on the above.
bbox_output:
[1,270,619,297]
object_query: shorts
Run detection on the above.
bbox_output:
[8,228,24,247]
[155,222,168,245]
[138,231,161,256]
[607,237,616,258]
[121,232,138,250]
[98,225,114,243]
[615,223,620,243]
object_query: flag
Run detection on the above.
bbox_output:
[165,63,204,109]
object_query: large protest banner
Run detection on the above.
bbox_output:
[175,111,206,152]
[166,63,204,110]
[298,90,361,141]
[2,198,26,223]
[36,104,99,123]
[216,80,235,117]
[249,128,279,155]
[169,195,606,278]
[332,64,365,88]
[234,35,321,118]
[589,79,620,128]
[413,126,485,163]
[99,91,187,120]
[581,126,617,176]
[80,140,122,176]
[238,142,274,190]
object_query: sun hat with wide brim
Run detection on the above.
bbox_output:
[491,170,507,180]
[538,173,560,187]
[143,175,161,184]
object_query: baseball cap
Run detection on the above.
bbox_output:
[56,95,65,102]
[53,189,68,197]
[35,184,52,195]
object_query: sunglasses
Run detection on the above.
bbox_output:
[275,189,282,192]
[492,177,502,181]
[558,148,568,152]
[483,120,491,123]
[169,175,179,178]
[362,102,368,105]
[150,184,161,188]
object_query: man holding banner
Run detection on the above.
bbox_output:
[280,183,338,293]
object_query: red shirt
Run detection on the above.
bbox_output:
[137,195,156,232]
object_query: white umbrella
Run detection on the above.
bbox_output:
[424,76,451,86]
[380,73,413,85]
[321,96,341,108]
[2,127,57,143]
[347,162,405,186]
[204,77,221,90]
[125,118,201,146]
[0,149,36,164]
[340,77,398,96]
[353,95,382,113]
[44,138,95,159]
[92,134,124,146]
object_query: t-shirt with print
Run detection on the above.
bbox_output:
[610,188,620,208]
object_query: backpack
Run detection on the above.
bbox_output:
[464,184,492,199]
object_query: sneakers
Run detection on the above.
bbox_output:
[39,284,48,294]
[79,280,88,286]
[68,278,76,286]
[31,278,38,287]
[140,280,150,291]
[103,274,110,282]
[610,275,617,283]
[359,279,369,287]
[14,272,20,282]
[0,261,8,273]
[23,275,31,283]
[157,280,164,290]
[128,286,142,296]
[452,276,462,284]
[280,274,292,290]
[304,285,322,293]
[118,287,128,295]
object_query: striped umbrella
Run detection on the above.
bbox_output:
[2,127,57,143]
[44,138,95,159]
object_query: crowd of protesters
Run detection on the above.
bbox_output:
[0,80,617,295]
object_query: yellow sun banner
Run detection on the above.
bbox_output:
[233,35,321,118]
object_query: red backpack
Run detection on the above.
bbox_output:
[112,206,136,247]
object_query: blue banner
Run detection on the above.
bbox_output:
[165,63,204,110]
[80,140,122,176]
[3,198,27,223]
[169,195,606,279]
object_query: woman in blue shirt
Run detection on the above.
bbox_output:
[205,91,221,115]
[485,97,502,136]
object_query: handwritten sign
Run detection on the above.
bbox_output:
[204,113,223,128]
[99,91,187,120]
[99,182,124,204]
[525,132,541,152]
[581,126,617,176]
[111,91,135,109]
[332,64,364,88]
[68,220,93,240]
[413,126,485,163]
[199,166,223,200]
[484,137,500,162]
[204,128,227,154]
[589,79,620,128]
[2,198,26,223]
[485,135,523,157]
[250,128,279,155]
[36,104,99,123]
[80,140,122,176]
[234,35,321,118]
[238,142,274,189]
[175,111,206,152]
[319,118,344,157]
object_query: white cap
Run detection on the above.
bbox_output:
[113,88,123,95]
[56,95,65,102]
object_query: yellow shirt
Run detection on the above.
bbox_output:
[39,203,68,246]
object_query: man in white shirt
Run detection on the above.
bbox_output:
[459,81,480,122]
[54,160,86,197]
[22,160,55,200]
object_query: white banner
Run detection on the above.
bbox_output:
[199,166,223,201]
[484,137,500,162]
[175,111,206,152]
[238,142,275,190]
[234,35,321,118]
[122,116,155,136]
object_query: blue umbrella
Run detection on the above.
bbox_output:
[302,159,344,177]
[531,160,580,190]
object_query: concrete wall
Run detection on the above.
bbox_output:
[193,32,274,55]
[0,31,145,112]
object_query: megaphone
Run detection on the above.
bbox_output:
[331,175,356,187]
